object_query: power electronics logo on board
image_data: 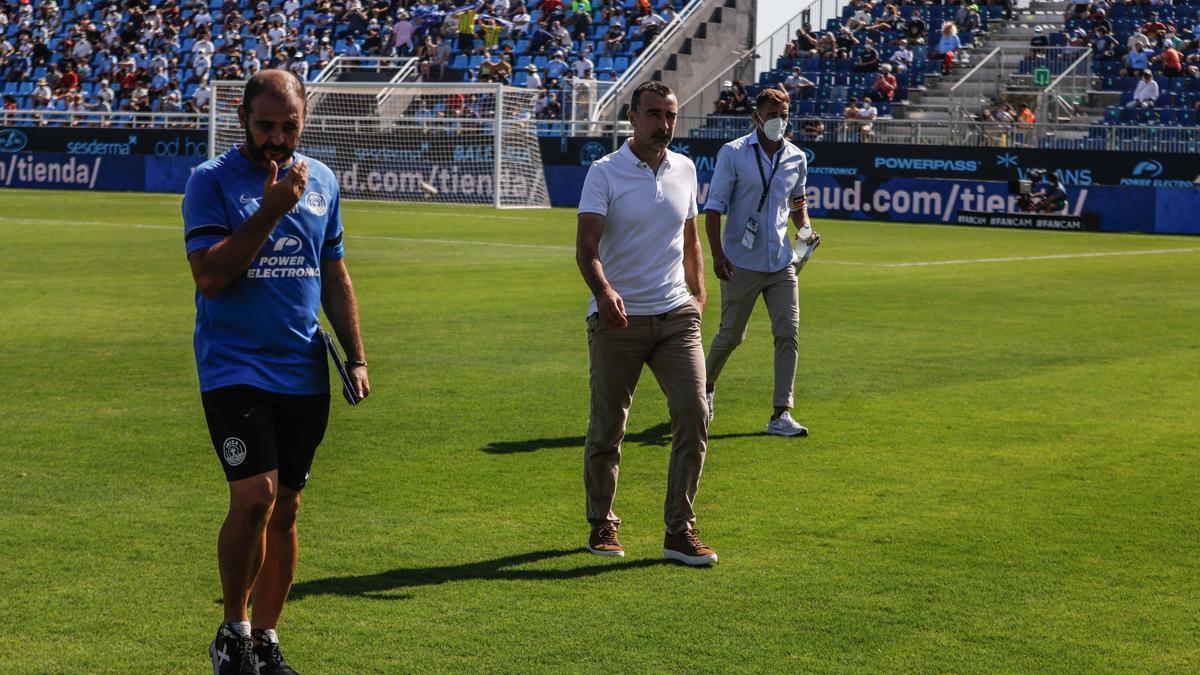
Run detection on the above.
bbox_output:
[1131,160,1163,178]
[803,147,858,176]
[1120,159,1191,187]
[0,129,28,152]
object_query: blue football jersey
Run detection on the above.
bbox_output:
[183,146,345,394]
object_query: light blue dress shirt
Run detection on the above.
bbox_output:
[703,131,807,273]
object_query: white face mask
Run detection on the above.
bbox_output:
[759,116,788,142]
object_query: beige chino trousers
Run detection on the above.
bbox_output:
[584,299,709,535]
[705,265,799,409]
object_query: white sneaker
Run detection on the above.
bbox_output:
[705,390,714,423]
[766,411,808,437]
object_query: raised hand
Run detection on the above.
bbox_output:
[260,159,309,220]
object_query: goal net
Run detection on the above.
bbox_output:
[209,81,550,209]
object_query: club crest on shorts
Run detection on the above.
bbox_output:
[223,437,247,467]
[304,192,328,216]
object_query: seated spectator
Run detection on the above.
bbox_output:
[855,97,877,140]
[956,2,981,35]
[800,117,824,141]
[817,31,837,59]
[546,50,570,80]
[988,101,1014,122]
[869,64,897,102]
[1090,27,1118,60]
[573,52,595,79]
[535,90,561,118]
[1018,103,1035,123]
[524,63,542,90]
[493,53,514,84]
[570,4,592,42]
[550,19,572,52]
[785,25,819,58]
[713,80,735,114]
[1123,42,1154,77]
[53,61,79,97]
[784,67,816,96]
[843,97,860,121]
[890,39,914,73]
[1030,25,1049,47]
[638,10,666,43]
[1065,0,1090,20]
[1140,12,1166,42]
[1156,44,1184,77]
[856,39,880,72]
[835,26,860,57]
[511,6,532,39]
[904,8,927,45]
[94,79,115,112]
[541,0,566,25]
[603,20,625,56]
[416,35,444,79]
[730,80,751,114]
[845,4,872,33]
[1126,69,1159,108]
[1126,27,1150,54]
[31,77,52,108]
[930,22,961,76]
[529,23,555,54]
[869,4,902,32]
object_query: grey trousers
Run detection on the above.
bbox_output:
[584,300,708,535]
[705,265,799,409]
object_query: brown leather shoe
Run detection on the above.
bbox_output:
[588,524,625,557]
[663,529,718,565]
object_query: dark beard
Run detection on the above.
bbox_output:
[243,128,293,166]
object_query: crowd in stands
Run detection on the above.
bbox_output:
[0,0,682,122]
[698,0,1001,140]
[1065,1,1200,125]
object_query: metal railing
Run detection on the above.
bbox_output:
[0,109,205,129]
[1041,48,1092,123]
[593,0,707,119]
[676,0,849,130]
[942,46,1094,120]
[948,47,1001,121]
[679,115,1200,152]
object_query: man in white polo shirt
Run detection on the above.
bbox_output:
[575,81,716,566]
[704,87,816,437]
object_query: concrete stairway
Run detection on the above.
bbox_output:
[595,0,754,123]
[893,0,1106,130]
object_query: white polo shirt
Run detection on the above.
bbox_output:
[578,139,698,316]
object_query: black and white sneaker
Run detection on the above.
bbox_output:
[252,629,300,675]
[210,623,256,675]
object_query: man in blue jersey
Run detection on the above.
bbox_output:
[183,69,369,675]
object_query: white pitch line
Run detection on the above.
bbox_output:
[3,216,1197,267]
[352,234,572,252]
[885,248,1200,267]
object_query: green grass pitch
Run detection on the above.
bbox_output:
[1,188,1198,672]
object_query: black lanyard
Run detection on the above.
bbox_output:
[754,143,782,213]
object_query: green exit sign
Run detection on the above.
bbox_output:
[1033,67,1050,87]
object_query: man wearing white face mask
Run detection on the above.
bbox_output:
[703,87,816,436]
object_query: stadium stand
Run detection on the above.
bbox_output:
[690,0,1200,145]
[0,0,686,122]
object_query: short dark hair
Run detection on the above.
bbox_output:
[755,87,789,111]
[242,69,306,114]
[629,81,673,112]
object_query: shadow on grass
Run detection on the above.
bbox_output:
[288,548,668,601]
[484,422,771,454]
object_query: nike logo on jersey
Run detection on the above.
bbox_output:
[239,194,258,204]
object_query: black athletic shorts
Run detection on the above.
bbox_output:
[201,385,330,491]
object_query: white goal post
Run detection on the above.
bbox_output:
[208,81,550,209]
